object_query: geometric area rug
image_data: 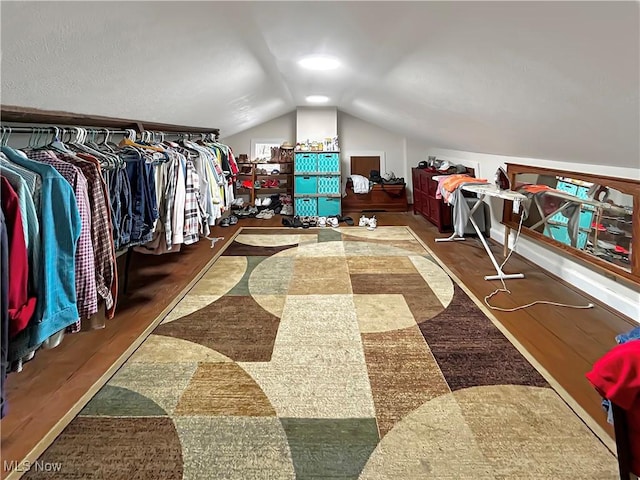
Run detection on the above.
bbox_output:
[24,227,617,479]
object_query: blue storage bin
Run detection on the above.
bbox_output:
[575,185,590,200]
[318,197,341,217]
[550,211,568,225]
[579,209,594,230]
[548,225,570,245]
[295,197,318,216]
[295,175,318,194]
[294,153,318,173]
[556,180,578,196]
[317,153,340,173]
[317,175,341,194]
[548,224,588,249]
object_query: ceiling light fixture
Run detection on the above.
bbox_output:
[305,95,329,104]
[298,55,340,71]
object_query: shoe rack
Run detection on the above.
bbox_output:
[235,159,293,206]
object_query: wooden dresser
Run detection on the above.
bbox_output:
[412,168,453,232]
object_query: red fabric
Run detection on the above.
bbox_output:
[0,176,37,337]
[586,340,640,474]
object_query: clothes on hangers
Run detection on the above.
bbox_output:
[0,146,81,361]
[25,150,98,327]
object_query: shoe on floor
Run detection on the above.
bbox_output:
[367,216,377,230]
[359,215,369,227]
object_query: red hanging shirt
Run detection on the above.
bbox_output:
[0,176,37,337]
[586,340,640,475]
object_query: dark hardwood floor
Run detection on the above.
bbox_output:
[1,211,633,479]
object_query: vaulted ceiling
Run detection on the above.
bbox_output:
[1,1,638,168]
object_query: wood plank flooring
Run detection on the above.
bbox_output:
[1,212,634,479]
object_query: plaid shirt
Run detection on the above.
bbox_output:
[61,153,117,319]
[26,150,98,328]
[183,160,202,245]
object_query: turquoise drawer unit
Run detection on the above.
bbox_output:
[317,175,341,194]
[295,197,318,216]
[317,152,340,173]
[294,153,318,173]
[318,197,341,217]
[548,225,588,249]
[295,175,318,194]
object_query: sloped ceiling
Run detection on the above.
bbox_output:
[1,1,638,168]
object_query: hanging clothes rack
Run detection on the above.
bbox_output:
[0,107,224,296]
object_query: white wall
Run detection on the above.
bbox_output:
[423,147,640,322]
[405,137,434,203]
[296,107,338,142]
[337,111,408,188]
[220,112,296,158]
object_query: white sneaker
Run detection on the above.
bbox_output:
[359,215,369,227]
[328,217,339,228]
[255,197,262,207]
[318,216,327,227]
[262,197,272,207]
[367,216,377,230]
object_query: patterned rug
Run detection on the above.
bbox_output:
[25,227,617,479]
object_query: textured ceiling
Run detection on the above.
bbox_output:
[1,1,638,168]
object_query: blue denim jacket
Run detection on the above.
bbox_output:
[1,147,81,348]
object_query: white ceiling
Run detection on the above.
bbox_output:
[1,1,638,168]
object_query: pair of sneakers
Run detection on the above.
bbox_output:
[319,216,338,228]
[256,209,275,219]
[359,215,377,230]
[255,197,272,207]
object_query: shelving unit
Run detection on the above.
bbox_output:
[234,161,293,205]
[293,151,341,217]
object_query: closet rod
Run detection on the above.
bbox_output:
[1,105,220,136]
[0,126,218,138]
[1,126,128,135]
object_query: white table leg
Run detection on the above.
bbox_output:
[450,194,525,281]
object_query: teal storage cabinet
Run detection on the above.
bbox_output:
[294,153,318,173]
[295,176,318,194]
[318,197,341,217]
[317,152,340,173]
[293,150,341,217]
[295,197,318,216]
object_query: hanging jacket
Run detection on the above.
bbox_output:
[0,147,81,349]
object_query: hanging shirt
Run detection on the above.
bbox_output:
[61,152,117,320]
[183,160,202,245]
[172,152,186,246]
[1,207,9,419]
[0,178,37,338]
[0,167,40,290]
[0,153,42,212]
[0,147,81,350]
[586,340,640,475]
[25,150,98,326]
